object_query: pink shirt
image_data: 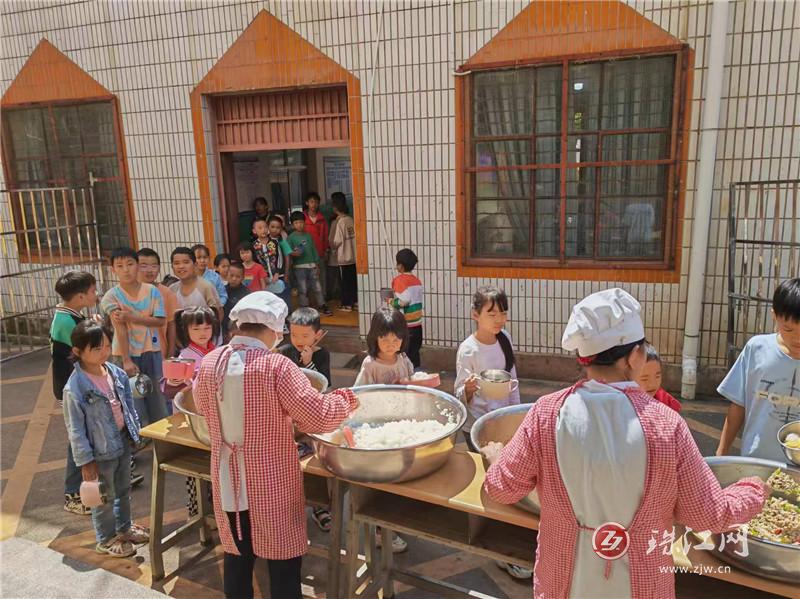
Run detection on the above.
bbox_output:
[86,369,125,430]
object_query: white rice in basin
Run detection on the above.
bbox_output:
[353,419,450,449]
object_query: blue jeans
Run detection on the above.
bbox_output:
[65,443,82,495]
[91,442,132,544]
[294,267,324,308]
[131,351,168,426]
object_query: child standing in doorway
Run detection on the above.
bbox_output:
[288,211,332,316]
[193,244,228,306]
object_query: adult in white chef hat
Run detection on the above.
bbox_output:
[482,288,768,599]
[193,290,359,599]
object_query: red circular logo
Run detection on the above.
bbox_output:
[591,522,630,561]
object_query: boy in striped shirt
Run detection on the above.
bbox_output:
[390,248,424,368]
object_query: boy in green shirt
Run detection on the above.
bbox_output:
[288,211,332,316]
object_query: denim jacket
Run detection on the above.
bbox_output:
[62,362,141,466]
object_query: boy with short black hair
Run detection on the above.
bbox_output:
[214,253,231,283]
[52,270,98,515]
[289,211,332,316]
[137,248,178,359]
[278,307,331,385]
[717,277,800,462]
[101,247,167,427]
[224,260,251,335]
[390,248,424,369]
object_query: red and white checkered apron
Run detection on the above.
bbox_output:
[194,344,357,560]
[484,380,767,598]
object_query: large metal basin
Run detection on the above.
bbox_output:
[309,385,467,483]
[471,403,540,514]
[173,388,210,447]
[704,456,800,583]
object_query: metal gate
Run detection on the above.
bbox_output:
[0,186,106,361]
[727,179,800,366]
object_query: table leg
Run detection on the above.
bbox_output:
[197,478,212,546]
[380,527,394,598]
[326,478,344,599]
[149,445,166,581]
[345,518,361,598]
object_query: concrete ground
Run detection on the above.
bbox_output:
[0,349,777,599]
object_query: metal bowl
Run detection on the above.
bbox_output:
[704,456,800,583]
[308,385,467,483]
[471,403,540,514]
[778,420,800,467]
[300,367,329,393]
[173,388,210,447]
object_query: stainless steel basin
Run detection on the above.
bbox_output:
[471,403,540,514]
[309,385,467,483]
[173,388,210,447]
[704,456,800,583]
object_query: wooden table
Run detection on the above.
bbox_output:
[344,450,798,599]
[139,415,346,598]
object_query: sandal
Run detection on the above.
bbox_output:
[119,523,150,545]
[96,537,136,558]
[311,507,332,532]
[496,561,532,579]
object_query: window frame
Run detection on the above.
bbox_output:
[459,47,691,275]
[0,96,136,263]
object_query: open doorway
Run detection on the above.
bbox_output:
[217,145,358,328]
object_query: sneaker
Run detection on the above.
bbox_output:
[311,507,332,532]
[130,471,144,487]
[375,531,407,553]
[96,536,136,558]
[338,305,352,312]
[321,305,333,316]
[119,523,150,545]
[64,493,91,516]
[496,561,532,579]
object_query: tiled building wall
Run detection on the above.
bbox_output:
[1,1,797,369]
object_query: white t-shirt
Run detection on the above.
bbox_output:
[454,331,521,423]
[717,333,800,462]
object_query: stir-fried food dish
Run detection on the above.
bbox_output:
[747,497,800,545]
[767,468,800,501]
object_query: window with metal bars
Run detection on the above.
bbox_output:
[1,101,133,257]
[464,52,687,268]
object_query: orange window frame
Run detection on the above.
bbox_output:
[0,96,137,263]
[456,46,693,283]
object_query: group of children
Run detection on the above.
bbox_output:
[52,229,800,567]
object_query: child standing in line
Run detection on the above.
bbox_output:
[163,307,218,518]
[238,241,268,291]
[328,193,357,311]
[636,343,682,412]
[193,244,228,306]
[289,211,332,316]
[51,271,97,516]
[254,214,293,309]
[100,247,167,427]
[223,260,251,336]
[390,249,424,369]
[214,253,231,284]
[453,285,528,580]
[278,307,333,531]
[303,192,330,297]
[137,248,178,359]
[354,306,414,387]
[63,320,150,558]
[169,247,223,321]
[717,278,800,462]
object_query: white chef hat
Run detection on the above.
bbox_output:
[561,288,645,358]
[229,291,287,333]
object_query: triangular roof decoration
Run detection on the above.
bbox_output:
[1,39,112,106]
[463,0,682,69]
[194,10,355,95]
